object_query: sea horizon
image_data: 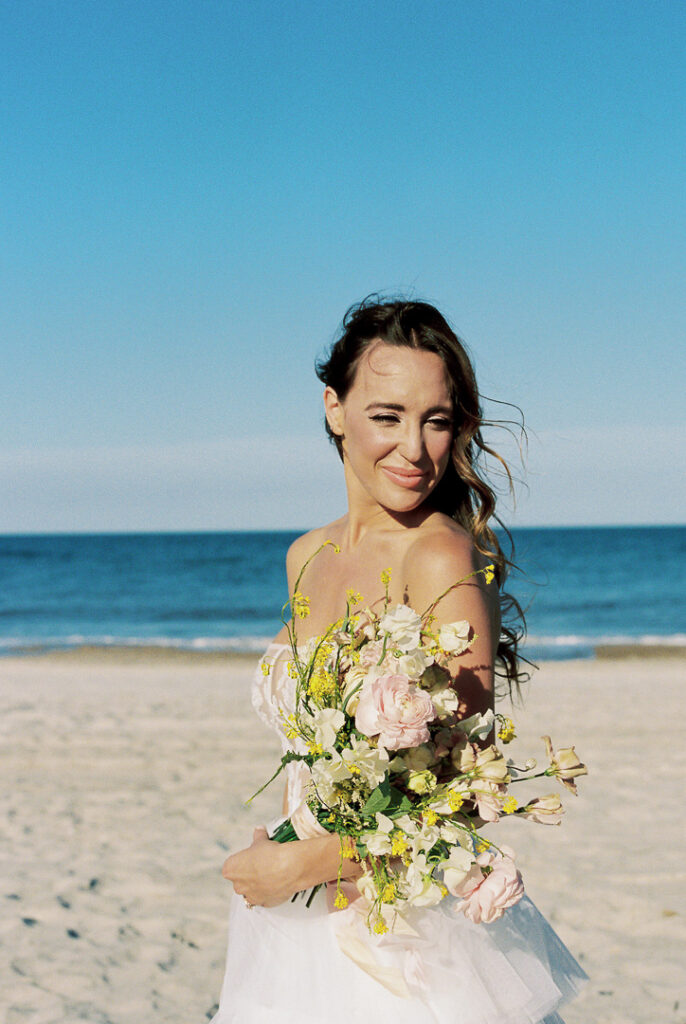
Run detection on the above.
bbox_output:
[2,525,684,662]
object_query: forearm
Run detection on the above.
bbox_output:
[284,832,362,891]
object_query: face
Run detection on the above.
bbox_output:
[324,342,454,514]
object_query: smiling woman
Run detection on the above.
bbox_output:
[209,297,586,1024]
[322,344,454,511]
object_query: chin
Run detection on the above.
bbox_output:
[381,487,435,514]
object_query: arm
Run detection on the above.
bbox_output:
[222,529,359,907]
[402,526,499,721]
[222,828,362,908]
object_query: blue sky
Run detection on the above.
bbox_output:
[2,0,685,531]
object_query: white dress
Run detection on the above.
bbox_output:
[210,644,587,1024]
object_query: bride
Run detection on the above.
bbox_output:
[211,298,586,1022]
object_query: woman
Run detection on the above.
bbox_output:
[212,299,586,1023]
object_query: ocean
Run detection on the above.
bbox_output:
[1,526,684,661]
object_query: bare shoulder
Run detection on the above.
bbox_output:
[285,520,343,592]
[403,515,480,582]
[401,515,497,617]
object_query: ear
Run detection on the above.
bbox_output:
[323,386,345,437]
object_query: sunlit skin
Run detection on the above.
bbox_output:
[323,343,455,527]
[222,342,499,907]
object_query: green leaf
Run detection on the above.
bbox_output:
[385,787,413,814]
[360,778,391,815]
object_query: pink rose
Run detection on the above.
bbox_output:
[354,673,436,751]
[358,640,397,673]
[451,846,524,924]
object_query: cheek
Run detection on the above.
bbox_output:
[347,416,389,458]
[429,434,454,471]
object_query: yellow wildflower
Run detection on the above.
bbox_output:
[390,831,408,856]
[502,796,518,814]
[423,810,438,826]
[333,890,349,909]
[308,668,337,703]
[498,717,516,743]
[292,591,310,619]
[475,839,490,854]
[286,661,299,679]
[381,883,396,903]
[448,791,464,812]
[340,836,358,860]
[308,742,323,756]
[380,567,392,586]
[346,588,363,605]
[260,660,271,676]
[373,916,388,935]
[483,563,495,585]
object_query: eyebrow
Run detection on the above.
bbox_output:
[364,402,453,415]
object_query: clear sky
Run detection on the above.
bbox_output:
[2,0,685,532]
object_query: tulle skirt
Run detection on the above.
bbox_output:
[210,885,586,1024]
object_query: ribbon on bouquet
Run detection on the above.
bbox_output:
[289,791,430,998]
[325,881,430,999]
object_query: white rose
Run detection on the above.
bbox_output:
[428,685,459,718]
[397,648,433,679]
[379,605,422,652]
[438,620,471,655]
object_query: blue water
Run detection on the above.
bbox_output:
[1,527,684,660]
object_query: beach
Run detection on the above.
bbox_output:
[2,650,685,1024]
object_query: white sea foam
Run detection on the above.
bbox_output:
[2,632,685,659]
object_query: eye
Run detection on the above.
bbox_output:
[427,417,453,430]
[370,414,400,424]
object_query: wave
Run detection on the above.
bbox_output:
[0,634,274,655]
[2,632,685,659]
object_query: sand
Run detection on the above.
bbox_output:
[1,650,685,1024]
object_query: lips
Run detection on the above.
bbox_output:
[381,466,428,488]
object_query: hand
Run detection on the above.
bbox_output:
[221,827,297,908]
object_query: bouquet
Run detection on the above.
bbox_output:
[253,541,587,935]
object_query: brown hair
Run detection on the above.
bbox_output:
[316,296,529,696]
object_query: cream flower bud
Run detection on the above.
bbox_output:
[520,793,564,825]
[340,665,368,713]
[542,736,588,794]
[407,769,437,795]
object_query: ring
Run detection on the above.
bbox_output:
[243,897,254,910]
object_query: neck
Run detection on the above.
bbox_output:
[340,461,431,548]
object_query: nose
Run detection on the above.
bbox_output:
[398,422,426,464]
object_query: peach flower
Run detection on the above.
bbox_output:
[355,674,436,750]
[542,735,588,794]
[452,846,524,924]
[519,793,564,825]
